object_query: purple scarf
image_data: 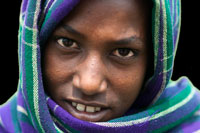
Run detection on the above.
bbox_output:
[0,0,200,132]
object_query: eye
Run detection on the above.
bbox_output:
[57,38,79,49]
[112,48,135,58]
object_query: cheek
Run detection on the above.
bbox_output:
[43,45,77,84]
[113,70,144,100]
[44,56,67,85]
[109,61,147,112]
[43,46,76,97]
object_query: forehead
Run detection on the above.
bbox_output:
[64,0,144,22]
[59,0,148,39]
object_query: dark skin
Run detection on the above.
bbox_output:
[43,0,151,122]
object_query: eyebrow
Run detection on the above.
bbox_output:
[61,24,84,37]
[61,24,143,46]
[110,36,143,46]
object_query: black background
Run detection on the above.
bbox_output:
[0,1,199,104]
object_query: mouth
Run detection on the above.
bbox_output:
[72,102,102,113]
[63,99,110,122]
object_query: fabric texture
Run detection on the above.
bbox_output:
[1,0,200,132]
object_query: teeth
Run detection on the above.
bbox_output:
[72,102,102,113]
[76,103,85,112]
[86,106,95,113]
[95,107,101,111]
[72,102,77,107]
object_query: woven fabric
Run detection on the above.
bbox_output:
[0,0,200,132]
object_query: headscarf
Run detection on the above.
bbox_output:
[1,0,200,132]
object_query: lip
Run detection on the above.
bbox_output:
[63,98,110,122]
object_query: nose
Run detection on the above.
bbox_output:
[72,55,107,95]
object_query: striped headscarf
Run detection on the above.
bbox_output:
[1,0,200,132]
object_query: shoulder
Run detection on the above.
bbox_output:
[167,77,200,132]
[0,93,19,133]
[170,109,200,132]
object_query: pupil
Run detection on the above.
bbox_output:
[63,39,73,47]
[118,48,130,56]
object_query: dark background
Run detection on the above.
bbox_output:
[0,1,199,104]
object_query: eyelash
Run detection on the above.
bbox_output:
[111,48,136,59]
[55,37,137,59]
[56,37,79,49]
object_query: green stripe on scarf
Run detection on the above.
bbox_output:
[164,0,173,76]
[152,0,160,69]
[24,0,45,132]
[153,104,200,132]
[152,83,191,107]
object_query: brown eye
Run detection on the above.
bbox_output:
[57,38,79,49]
[112,48,134,58]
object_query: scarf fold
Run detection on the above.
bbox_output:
[46,77,200,132]
[1,0,200,132]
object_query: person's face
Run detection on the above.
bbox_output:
[43,0,150,122]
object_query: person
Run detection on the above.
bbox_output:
[0,0,200,132]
